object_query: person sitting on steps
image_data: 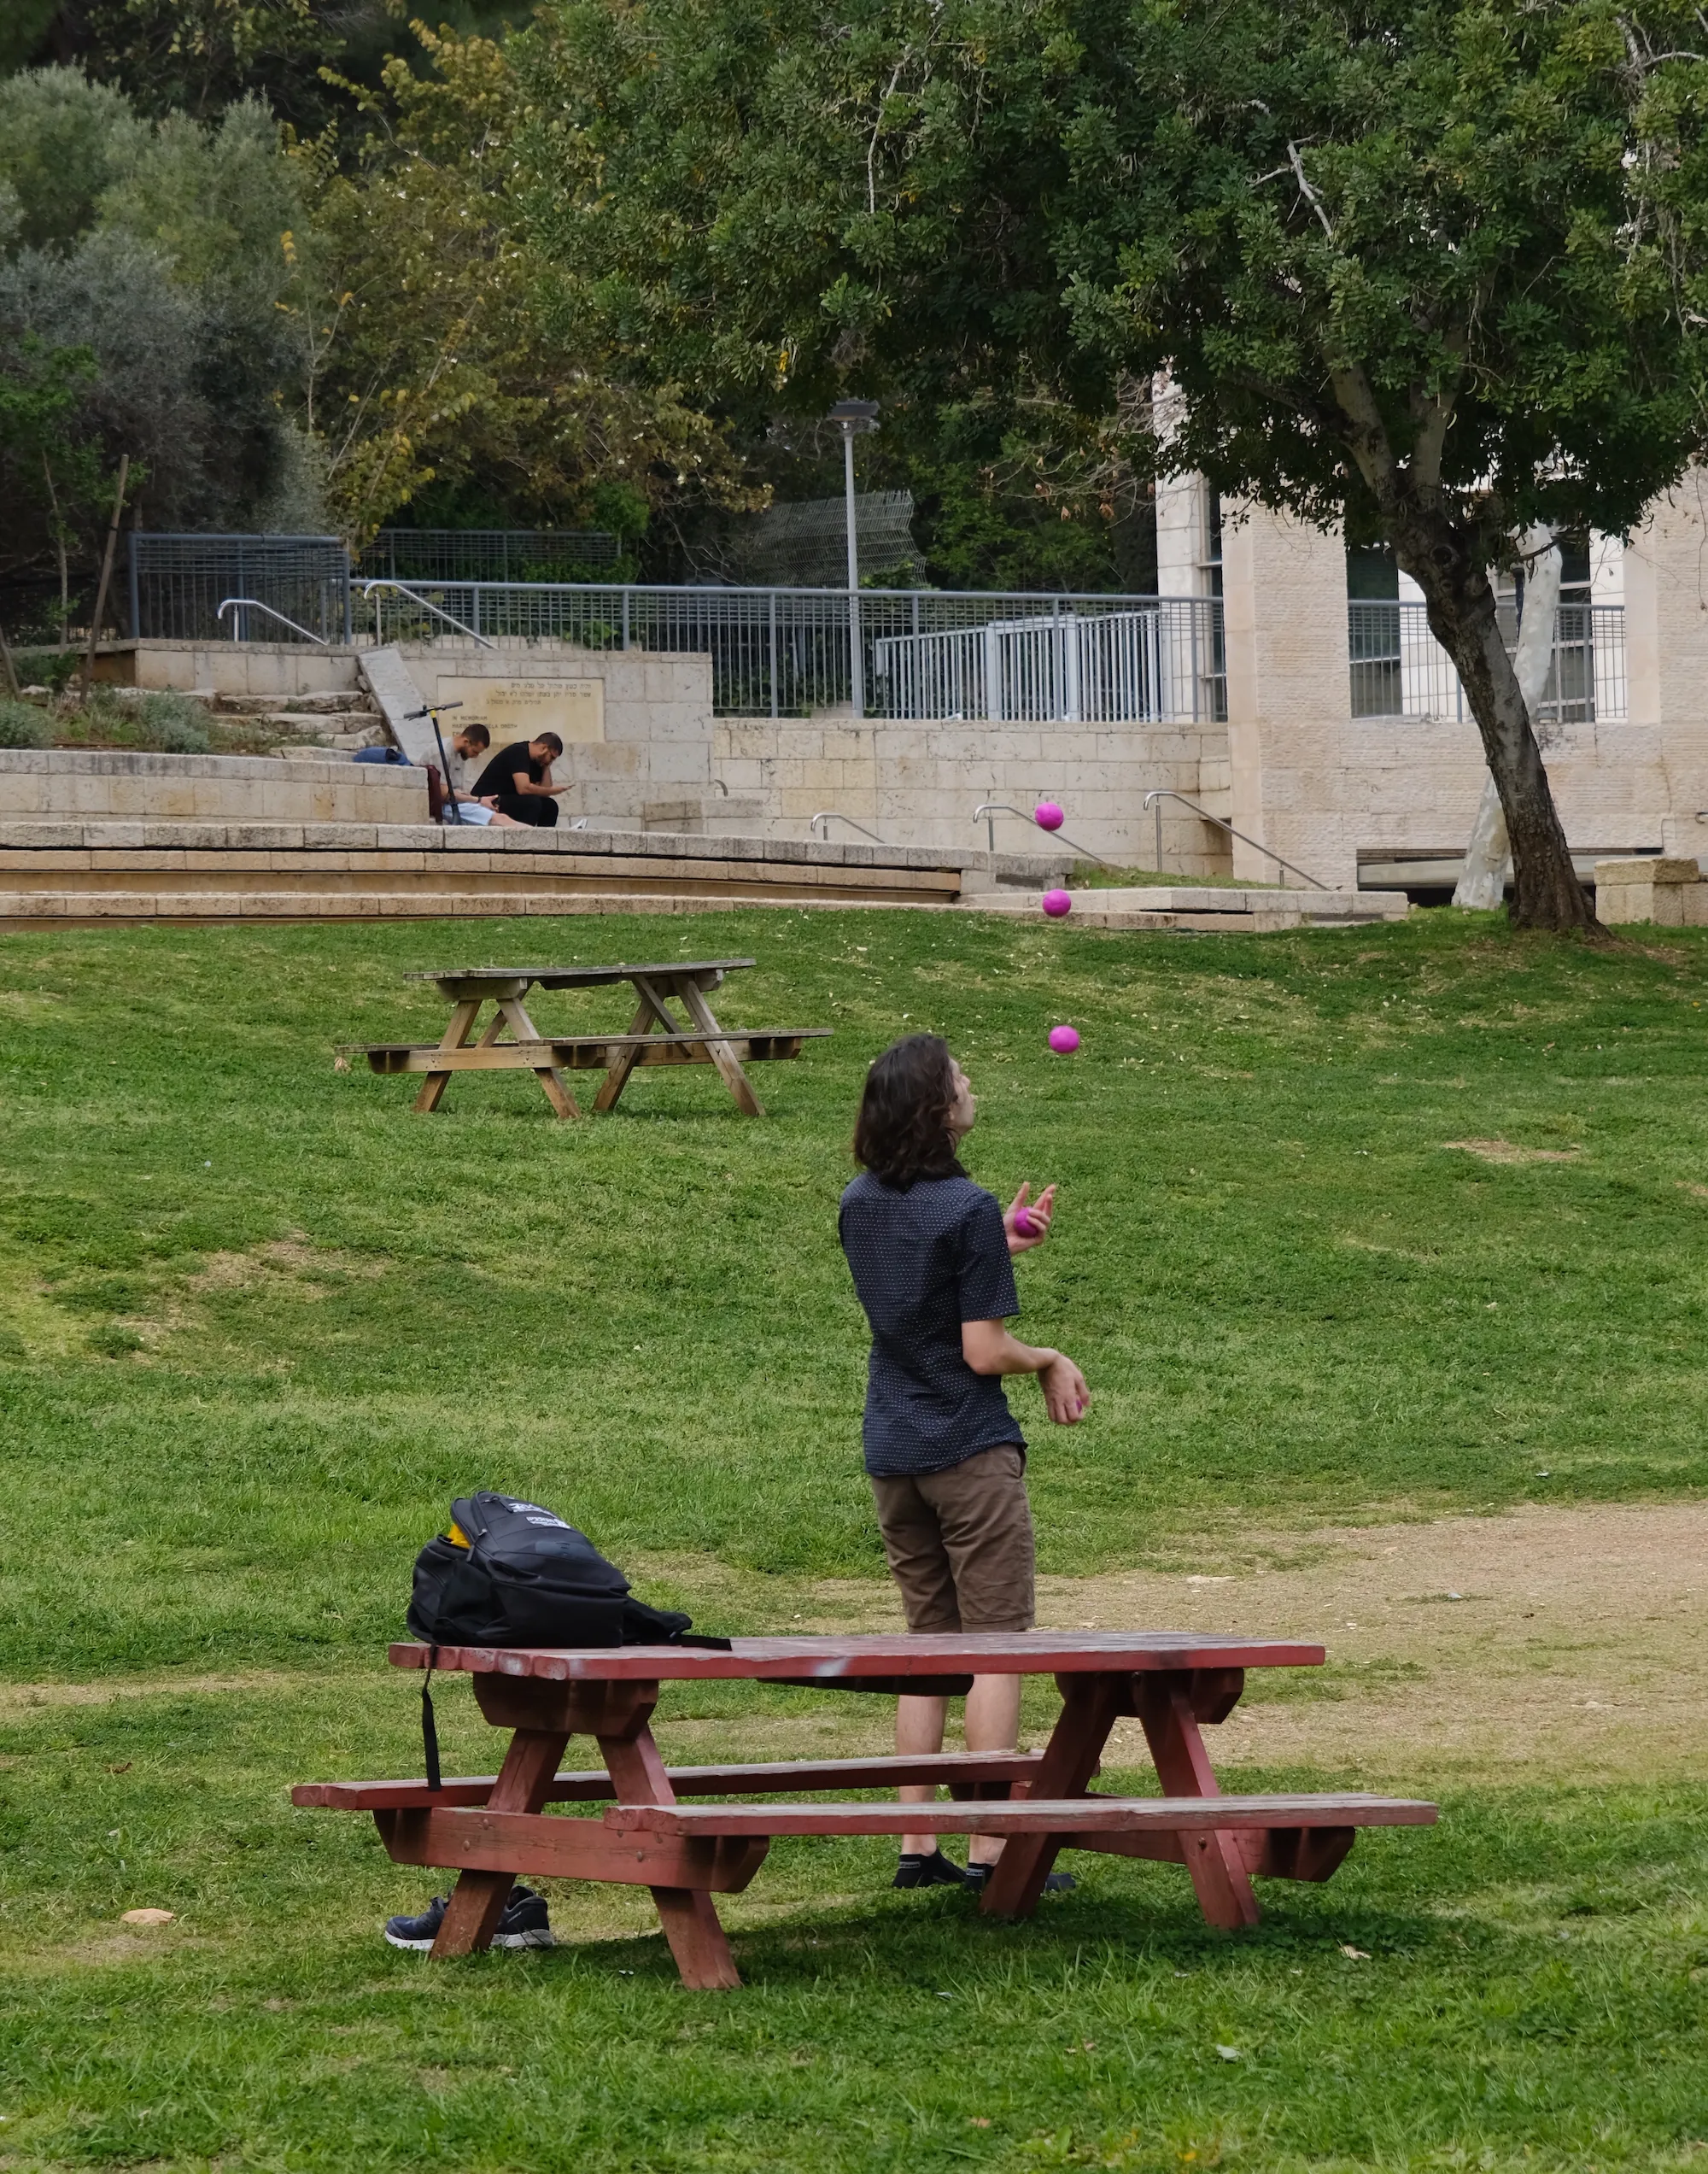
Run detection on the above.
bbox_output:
[470,731,571,827]
[444,720,491,793]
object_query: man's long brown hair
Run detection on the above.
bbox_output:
[852,1034,965,1191]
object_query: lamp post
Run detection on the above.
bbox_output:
[829,398,880,714]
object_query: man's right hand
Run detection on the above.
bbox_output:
[1038,1352,1091,1424]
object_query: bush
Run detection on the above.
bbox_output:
[132,690,211,753]
[11,651,76,694]
[0,698,50,748]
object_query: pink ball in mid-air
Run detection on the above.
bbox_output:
[1013,1207,1038,1237]
[1034,800,1065,831]
[1048,1024,1081,1056]
[1041,888,1073,918]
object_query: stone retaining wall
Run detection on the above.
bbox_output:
[0,749,427,824]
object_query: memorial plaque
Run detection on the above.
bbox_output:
[439,677,605,743]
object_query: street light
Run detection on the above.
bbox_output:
[829,398,880,713]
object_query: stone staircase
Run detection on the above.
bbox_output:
[208,688,389,756]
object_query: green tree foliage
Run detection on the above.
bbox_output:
[291,23,758,540]
[6,1,560,126]
[524,0,1708,929]
[0,70,315,590]
[20,0,341,123]
[0,66,143,248]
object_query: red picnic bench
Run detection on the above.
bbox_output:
[293,1632,1436,1990]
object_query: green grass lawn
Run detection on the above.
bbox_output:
[1,906,1705,2169]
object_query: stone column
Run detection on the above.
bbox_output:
[1220,502,1356,889]
[1620,478,1708,861]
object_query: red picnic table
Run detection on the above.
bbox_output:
[293,1632,1436,1990]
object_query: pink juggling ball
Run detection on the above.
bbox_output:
[1034,800,1065,830]
[1041,888,1073,918]
[1048,1024,1081,1055]
[1013,1207,1038,1237]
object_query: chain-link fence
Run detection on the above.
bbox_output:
[355,530,622,583]
[714,492,927,589]
[1349,600,1626,724]
[130,535,352,643]
[360,581,1225,722]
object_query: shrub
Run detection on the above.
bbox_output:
[0,699,50,749]
[132,690,211,753]
[11,651,76,694]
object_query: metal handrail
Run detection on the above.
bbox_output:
[361,580,496,650]
[1143,789,1330,890]
[810,810,888,845]
[217,597,328,646]
[972,800,1119,869]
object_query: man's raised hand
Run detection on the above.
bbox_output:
[1005,1181,1057,1255]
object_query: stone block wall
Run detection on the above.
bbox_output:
[713,717,1233,871]
[398,639,715,824]
[0,749,427,824]
[129,641,364,699]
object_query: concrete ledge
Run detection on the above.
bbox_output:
[966,883,1409,929]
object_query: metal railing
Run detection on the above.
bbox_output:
[809,811,889,844]
[1348,600,1627,724]
[1143,790,1331,890]
[217,598,328,646]
[132,535,352,644]
[360,582,494,649]
[973,801,1118,868]
[357,582,1227,723]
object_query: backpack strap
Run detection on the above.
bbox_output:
[420,1645,442,1793]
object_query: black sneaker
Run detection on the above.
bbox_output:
[892,1850,969,1890]
[383,1885,554,1951]
[964,1862,1076,1895]
[493,1884,554,1948]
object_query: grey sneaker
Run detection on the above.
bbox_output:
[383,1884,554,1951]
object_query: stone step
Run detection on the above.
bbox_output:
[260,709,384,734]
[0,888,958,923]
[211,690,371,716]
[966,883,1409,929]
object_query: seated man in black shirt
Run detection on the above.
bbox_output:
[471,732,570,827]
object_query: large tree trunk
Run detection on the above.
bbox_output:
[1399,534,1599,934]
[1453,525,1562,909]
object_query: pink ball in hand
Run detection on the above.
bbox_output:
[1013,1207,1038,1238]
[1041,888,1073,918]
[1048,1024,1081,1056]
[1034,800,1065,831]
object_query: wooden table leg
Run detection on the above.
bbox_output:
[672,976,764,1117]
[413,997,483,1114]
[498,994,581,1120]
[430,1726,570,1956]
[1136,1671,1261,1931]
[594,987,673,1113]
[599,1723,742,1990]
[980,1673,1126,1919]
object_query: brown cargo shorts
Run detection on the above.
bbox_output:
[869,1444,1036,1634]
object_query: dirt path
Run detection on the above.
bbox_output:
[720,1502,1708,1786]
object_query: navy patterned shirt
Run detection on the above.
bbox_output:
[839,1169,1025,1477]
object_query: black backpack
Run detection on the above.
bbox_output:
[407,1492,696,1650]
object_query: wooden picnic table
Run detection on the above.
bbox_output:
[349,958,830,1120]
[293,1632,1436,1990]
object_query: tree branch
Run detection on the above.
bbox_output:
[1287,139,1335,239]
[1327,359,1399,501]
